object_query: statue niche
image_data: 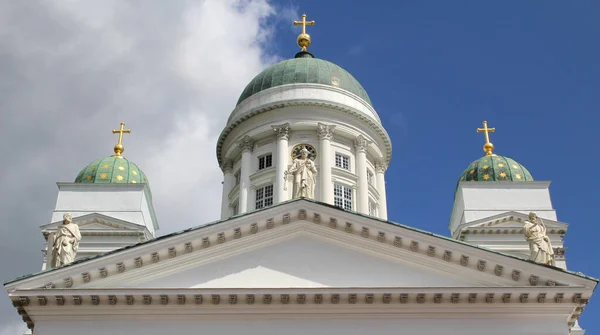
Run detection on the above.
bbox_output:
[285,145,317,199]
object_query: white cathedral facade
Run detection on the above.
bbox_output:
[4,16,596,335]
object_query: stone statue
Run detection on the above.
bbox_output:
[523,212,555,266]
[51,213,81,267]
[285,147,317,199]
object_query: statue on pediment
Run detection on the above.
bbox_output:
[51,213,81,267]
[285,147,317,199]
[523,212,555,266]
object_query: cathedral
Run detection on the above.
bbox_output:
[4,14,596,335]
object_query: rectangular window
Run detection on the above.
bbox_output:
[258,154,273,170]
[234,170,241,186]
[369,200,377,217]
[334,184,353,211]
[255,184,274,209]
[367,169,374,185]
[231,201,239,216]
[335,153,350,170]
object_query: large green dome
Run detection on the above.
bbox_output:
[236,57,372,106]
[459,155,534,183]
[74,156,148,185]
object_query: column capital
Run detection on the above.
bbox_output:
[220,159,234,173]
[236,135,255,153]
[271,123,291,140]
[354,135,371,153]
[317,122,336,140]
[374,159,388,173]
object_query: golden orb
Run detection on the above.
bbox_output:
[297,33,311,50]
[114,144,124,156]
[483,142,494,155]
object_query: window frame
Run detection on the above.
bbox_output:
[234,169,241,186]
[335,153,350,170]
[333,183,353,211]
[367,169,374,185]
[258,153,273,170]
[255,184,274,209]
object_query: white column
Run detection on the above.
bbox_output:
[354,135,370,215]
[272,123,290,203]
[220,159,234,219]
[317,123,335,204]
[375,159,388,220]
[237,135,254,214]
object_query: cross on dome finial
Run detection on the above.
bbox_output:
[476,121,496,156]
[293,14,315,52]
[111,122,131,157]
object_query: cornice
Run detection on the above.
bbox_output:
[217,100,392,168]
[10,287,589,331]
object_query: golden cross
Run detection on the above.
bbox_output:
[476,121,496,155]
[111,122,131,157]
[293,14,315,51]
[293,14,315,35]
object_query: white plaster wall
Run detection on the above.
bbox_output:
[449,182,556,234]
[52,184,157,235]
[33,315,570,335]
[229,83,381,125]
[128,235,477,288]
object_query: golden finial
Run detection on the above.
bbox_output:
[477,121,496,156]
[111,122,131,157]
[293,14,315,52]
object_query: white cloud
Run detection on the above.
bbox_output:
[0,322,29,335]
[0,0,279,328]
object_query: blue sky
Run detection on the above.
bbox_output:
[269,0,599,330]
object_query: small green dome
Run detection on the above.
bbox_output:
[459,155,534,183]
[75,156,149,185]
[236,57,372,106]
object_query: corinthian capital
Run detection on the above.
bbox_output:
[353,135,371,153]
[236,135,255,153]
[374,159,388,173]
[271,123,291,140]
[317,122,336,140]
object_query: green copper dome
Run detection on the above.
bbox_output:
[75,156,149,185]
[236,57,372,106]
[459,155,534,183]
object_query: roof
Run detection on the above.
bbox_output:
[5,198,597,285]
[236,57,373,107]
[458,154,534,185]
[74,156,149,186]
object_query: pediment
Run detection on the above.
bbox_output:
[457,212,568,233]
[108,233,480,289]
[40,213,145,233]
[7,201,594,293]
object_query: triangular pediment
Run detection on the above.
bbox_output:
[40,213,145,233]
[457,212,568,234]
[112,233,480,289]
[7,201,594,293]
